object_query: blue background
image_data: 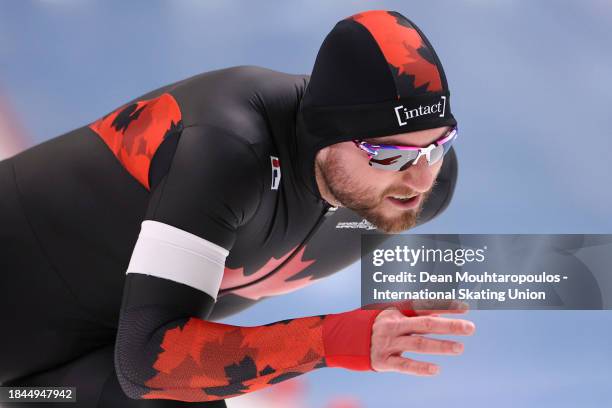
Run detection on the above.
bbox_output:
[1,1,611,407]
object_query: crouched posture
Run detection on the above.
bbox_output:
[0,10,471,407]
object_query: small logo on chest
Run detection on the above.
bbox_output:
[270,156,281,190]
[336,219,377,230]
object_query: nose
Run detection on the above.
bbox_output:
[398,156,439,193]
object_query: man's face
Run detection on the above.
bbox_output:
[315,126,450,233]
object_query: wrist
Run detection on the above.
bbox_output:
[321,307,384,371]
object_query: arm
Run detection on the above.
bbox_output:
[114,125,382,402]
[116,269,381,402]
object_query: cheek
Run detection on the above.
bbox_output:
[431,160,444,179]
[358,169,399,201]
[333,146,370,175]
[330,145,396,194]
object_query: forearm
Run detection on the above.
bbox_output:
[116,299,382,402]
[118,312,326,402]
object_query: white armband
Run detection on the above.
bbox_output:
[127,220,229,300]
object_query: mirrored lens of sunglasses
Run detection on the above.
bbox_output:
[429,145,445,165]
[442,131,458,154]
[370,149,418,171]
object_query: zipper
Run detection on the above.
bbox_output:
[218,203,337,296]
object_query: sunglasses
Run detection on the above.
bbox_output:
[353,126,458,171]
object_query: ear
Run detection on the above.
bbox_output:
[415,146,458,226]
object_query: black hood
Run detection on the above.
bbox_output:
[295,10,458,202]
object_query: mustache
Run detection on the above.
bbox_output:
[382,188,418,198]
[381,185,419,199]
[353,187,418,211]
[382,179,439,199]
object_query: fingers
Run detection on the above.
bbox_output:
[378,300,470,316]
[396,316,476,336]
[369,308,475,376]
[410,300,470,316]
[366,300,470,318]
[382,355,440,376]
[390,335,464,355]
[413,307,467,316]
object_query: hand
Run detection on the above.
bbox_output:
[370,300,475,376]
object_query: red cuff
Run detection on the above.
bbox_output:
[322,304,417,371]
[322,308,382,371]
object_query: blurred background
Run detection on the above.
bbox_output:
[1,0,611,407]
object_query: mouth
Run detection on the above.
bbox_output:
[386,194,421,209]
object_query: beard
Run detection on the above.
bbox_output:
[317,151,435,233]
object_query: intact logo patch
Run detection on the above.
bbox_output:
[270,156,281,190]
[394,95,446,127]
